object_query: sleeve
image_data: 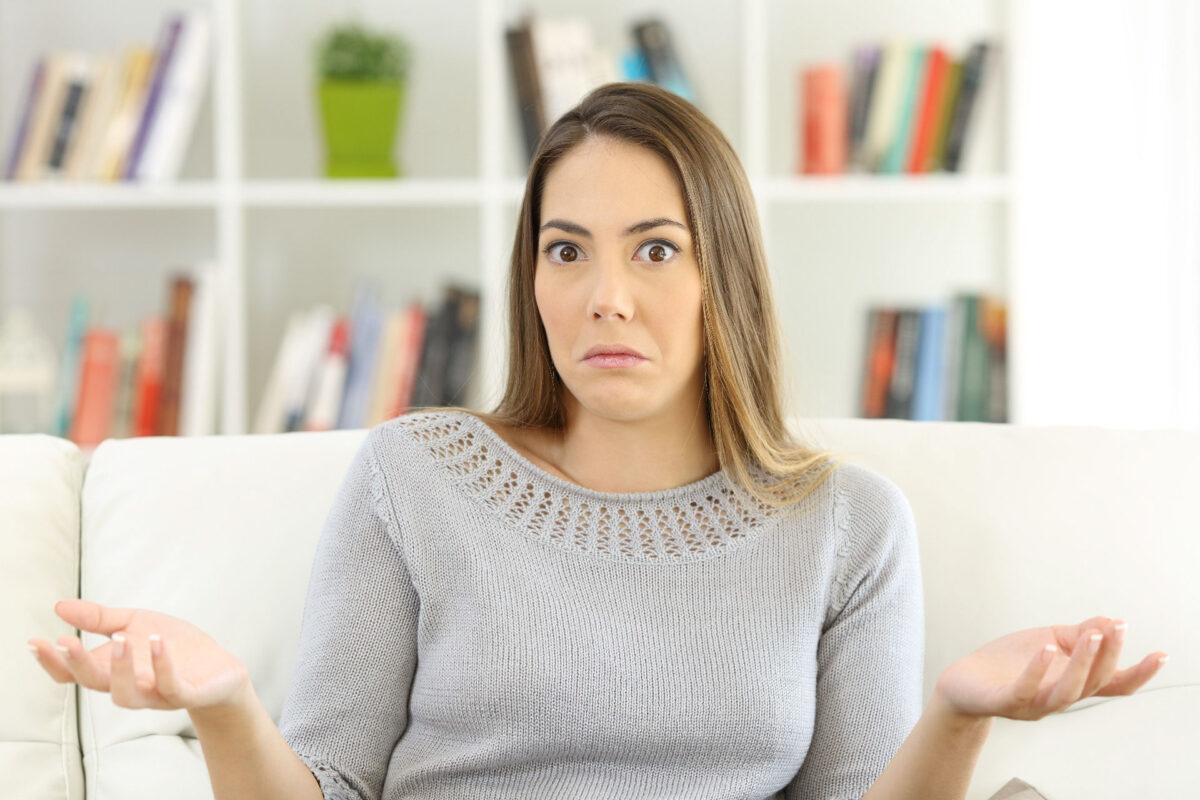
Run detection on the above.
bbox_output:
[785,464,925,800]
[278,427,420,800]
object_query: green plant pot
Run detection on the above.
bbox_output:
[317,79,405,178]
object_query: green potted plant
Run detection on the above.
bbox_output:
[315,23,411,178]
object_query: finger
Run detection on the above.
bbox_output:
[56,635,112,693]
[1081,619,1126,697]
[1052,615,1112,653]
[1006,643,1058,715]
[107,632,145,709]
[149,634,188,707]
[1045,627,1104,710]
[1096,652,1172,697]
[28,639,76,684]
[54,599,134,637]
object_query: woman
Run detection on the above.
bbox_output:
[29,82,1168,799]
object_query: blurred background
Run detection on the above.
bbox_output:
[0,0,1196,449]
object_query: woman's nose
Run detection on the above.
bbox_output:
[587,261,635,321]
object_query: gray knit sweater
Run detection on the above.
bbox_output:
[277,409,924,800]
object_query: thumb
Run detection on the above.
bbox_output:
[54,599,133,635]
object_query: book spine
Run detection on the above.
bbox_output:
[956,293,990,421]
[138,11,213,181]
[906,46,948,174]
[45,58,89,177]
[863,308,898,418]
[885,309,920,418]
[68,329,120,447]
[631,19,694,102]
[156,275,194,436]
[881,46,926,174]
[442,289,480,406]
[123,14,184,180]
[506,22,546,164]
[847,46,880,173]
[943,42,990,172]
[132,316,166,437]
[395,304,430,415]
[5,59,46,180]
[929,59,963,172]
[304,317,350,432]
[801,65,847,175]
[911,306,948,421]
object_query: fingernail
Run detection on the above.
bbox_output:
[28,644,39,656]
[1158,655,1170,667]
[112,632,125,659]
[54,644,69,656]
[1114,621,1127,643]
[1089,633,1102,654]
[1042,644,1057,663]
[149,634,161,657]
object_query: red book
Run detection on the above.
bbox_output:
[69,329,120,447]
[156,276,193,436]
[907,46,949,173]
[801,64,848,174]
[862,309,899,418]
[390,303,428,417]
[132,317,166,437]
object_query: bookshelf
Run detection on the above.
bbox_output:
[0,0,1016,435]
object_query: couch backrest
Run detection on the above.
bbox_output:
[78,427,367,800]
[802,418,1197,798]
[13,418,1197,799]
[2,434,88,800]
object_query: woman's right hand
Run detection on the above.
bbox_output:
[28,598,252,713]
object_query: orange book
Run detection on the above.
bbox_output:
[862,309,898,418]
[69,328,120,447]
[156,276,193,436]
[133,316,167,437]
[801,64,848,174]
[907,46,949,173]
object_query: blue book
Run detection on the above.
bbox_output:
[911,306,947,421]
[337,280,384,430]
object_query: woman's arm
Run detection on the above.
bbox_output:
[860,689,992,800]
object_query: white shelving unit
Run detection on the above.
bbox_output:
[0,0,1014,435]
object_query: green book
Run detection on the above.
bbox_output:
[881,45,927,174]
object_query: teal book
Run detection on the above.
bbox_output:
[51,293,90,438]
[881,45,927,174]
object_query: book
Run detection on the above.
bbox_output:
[943,42,991,172]
[881,46,927,174]
[861,41,910,172]
[5,59,46,180]
[156,275,194,436]
[45,55,92,179]
[955,293,991,421]
[847,46,880,173]
[51,293,90,437]
[411,290,456,411]
[15,53,69,182]
[906,46,949,174]
[303,317,350,432]
[801,64,847,174]
[528,16,601,129]
[63,55,120,180]
[911,306,948,420]
[631,18,695,103]
[442,287,480,406]
[253,311,305,435]
[287,306,334,433]
[885,309,921,418]
[929,58,963,173]
[68,329,120,446]
[337,279,385,430]
[505,20,547,164]
[178,261,220,436]
[134,10,213,181]
[390,303,428,417]
[110,329,141,439]
[132,316,167,437]
[124,14,184,180]
[366,308,406,426]
[861,308,898,418]
[96,47,156,181]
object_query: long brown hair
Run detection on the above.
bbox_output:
[458,81,842,508]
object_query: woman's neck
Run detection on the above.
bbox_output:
[537,396,719,494]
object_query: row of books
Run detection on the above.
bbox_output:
[253,282,481,435]
[4,10,211,183]
[802,40,996,175]
[860,292,1007,422]
[506,15,694,163]
[57,266,221,447]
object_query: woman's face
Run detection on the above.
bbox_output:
[534,136,705,425]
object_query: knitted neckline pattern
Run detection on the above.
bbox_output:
[391,410,811,563]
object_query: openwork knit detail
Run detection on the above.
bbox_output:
[392,410,810,563]
[298,752,366,800]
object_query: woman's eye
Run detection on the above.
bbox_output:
[635,240,680,264]
[544,242,582,263]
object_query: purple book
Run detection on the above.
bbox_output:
[5,58,46,180]
[123,14,184,180]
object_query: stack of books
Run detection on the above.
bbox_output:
[505,15,694,164]
[859,292,1007,422]
[57,265,221,447]
[253,282,482,435]
[801,40,997,175]
[3,10,212,183]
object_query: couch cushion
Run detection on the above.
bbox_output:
[78,428,367,800]
[1,433,88,800]
[802,418,1198,799]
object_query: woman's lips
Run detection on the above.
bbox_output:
[583,353,647,369]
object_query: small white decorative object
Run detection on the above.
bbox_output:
[0,308,58,434]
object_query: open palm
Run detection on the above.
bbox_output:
[28,598,251,712]
[936,615,1169,720]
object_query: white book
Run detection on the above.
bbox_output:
[65,54,121,181]
[178,261,221,436]
[253,311,305,435]
[135,10,213,182]
[288,306,334,432]
[530,16,601,127]
[304,336,347,432]
[862,41,910,172]
[960,43,1003,175]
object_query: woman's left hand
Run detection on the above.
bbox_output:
[934,616,1170,720]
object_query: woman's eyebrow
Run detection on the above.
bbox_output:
[538,218,689,238]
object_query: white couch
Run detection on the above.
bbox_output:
[4,418,1196,800]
